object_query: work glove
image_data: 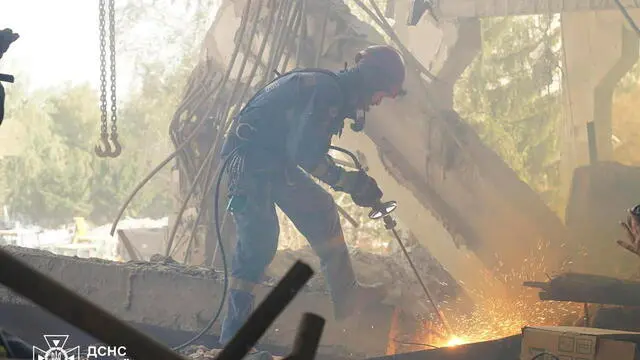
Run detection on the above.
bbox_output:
[333,170,383,208]
[617,205,640,258]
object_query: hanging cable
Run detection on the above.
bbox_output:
[173,0,286,265]
[217,0,266,135]
[208,0,280,265]
[259,0,287,85]
[273,0,302,72]
[236,0,281,107]
[165,146,217,256]
[161,0,255,255]
[170,146,243,351]
[168,0,289,348]
[108,1,259,351]
[185,0,286,264]
[166,0,265,258]
[181,113,240,262]
[109,0,252,239]
[315,4,330,67]
[171,62,221,180]
[295,0,306,68]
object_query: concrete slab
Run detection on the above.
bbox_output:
[0,246,397,358]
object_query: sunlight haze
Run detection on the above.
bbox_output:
[1,0,105,91]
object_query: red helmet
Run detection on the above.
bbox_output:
[355,45,405,96]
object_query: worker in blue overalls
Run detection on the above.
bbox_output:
[219,45,406,344]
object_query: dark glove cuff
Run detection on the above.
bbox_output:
[324,166,345,188]
[331,169,362,193]
[309,157,343,186]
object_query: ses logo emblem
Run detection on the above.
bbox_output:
[33,335,80,360]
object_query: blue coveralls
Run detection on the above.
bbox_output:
[218,70,358,344]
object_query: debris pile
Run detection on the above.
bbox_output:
[266,244,463,316]
[185,346,284,360]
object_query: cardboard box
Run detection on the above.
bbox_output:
[520,326,640,360]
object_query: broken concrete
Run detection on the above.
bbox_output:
[434,0,640,18]
[559,10,640,196]
[186,346,284,360]
[0,245,460,358]
[186,0,570,296]
[267,245,465,317]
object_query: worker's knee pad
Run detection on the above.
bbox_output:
[219,289,255,345]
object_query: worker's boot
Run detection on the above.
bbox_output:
[219,288,255,345]
[319,238,387,320]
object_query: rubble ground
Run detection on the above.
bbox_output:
[185,346,284,360]
[266,245,465,316]
[5,242,464,316]
[0,244,466,358]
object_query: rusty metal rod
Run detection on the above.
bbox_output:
[0,247,185,360]
[336,205,360,228]
[383,216,454,336]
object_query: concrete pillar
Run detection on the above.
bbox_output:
[560,10,639,193]
[385,5,554,300]
[382,2,495,292]
[392,1,482,109]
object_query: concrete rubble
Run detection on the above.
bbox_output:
[267,245,463,316]
[0,243,461,358]
[185,346,284,360]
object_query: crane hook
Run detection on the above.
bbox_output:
[94,134,112,158]
[108,133,122,158]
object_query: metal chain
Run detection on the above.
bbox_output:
[95,0,120,157]
[107,0,118,138]
[98,0,108,139]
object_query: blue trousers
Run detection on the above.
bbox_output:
[219,165,356,344]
